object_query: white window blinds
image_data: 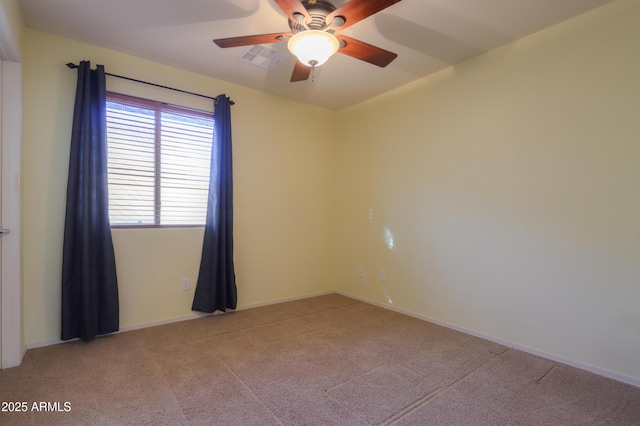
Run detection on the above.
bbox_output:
[106,93,214,226]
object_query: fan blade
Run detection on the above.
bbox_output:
[337,35,397,67]
[213,32,292,48]
[273,0,311,24]
[328,0,402,30]
[291,60,311,82]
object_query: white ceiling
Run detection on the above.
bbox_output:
[19,0,614,111]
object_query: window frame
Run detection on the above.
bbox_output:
[106,92,214,229]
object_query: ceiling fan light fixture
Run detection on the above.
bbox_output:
[287,30,339,67]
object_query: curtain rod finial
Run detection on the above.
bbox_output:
[66,62,78,69]
[215,94,235,105]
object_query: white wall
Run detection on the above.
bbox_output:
[335,0,640,386]
[22,29,337,346]
[0,0,23,61]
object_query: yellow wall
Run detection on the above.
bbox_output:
[22,29,337,345]
[335,0,640,384]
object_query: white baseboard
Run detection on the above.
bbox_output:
[26,289,638,389]
[26,338,71,350]
[235,290,334,311]
[26,311,210,350]
[336,291,640,389]
[25,290,335,350]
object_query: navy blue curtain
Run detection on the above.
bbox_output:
[61,61,119,341]
[192,94,237,313]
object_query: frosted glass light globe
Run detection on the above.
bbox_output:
[288,30,340,67]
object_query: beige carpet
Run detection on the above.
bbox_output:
[1,294,639,425]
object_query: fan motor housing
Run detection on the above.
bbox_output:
[288,0,337,33]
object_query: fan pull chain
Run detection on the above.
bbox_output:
[310,60,318,83]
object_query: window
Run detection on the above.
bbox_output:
[106,93,214,227]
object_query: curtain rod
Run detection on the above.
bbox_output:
[66,63,234,105]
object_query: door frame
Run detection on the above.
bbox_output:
[1,60,23,368]
[0,1,24,368]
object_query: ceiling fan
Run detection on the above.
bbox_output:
[213,0,403,82]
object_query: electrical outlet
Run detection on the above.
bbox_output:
[359,267,365,279]
[379,271,385,282]
[181,278,190,291]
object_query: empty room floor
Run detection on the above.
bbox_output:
[1,294,639,425]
